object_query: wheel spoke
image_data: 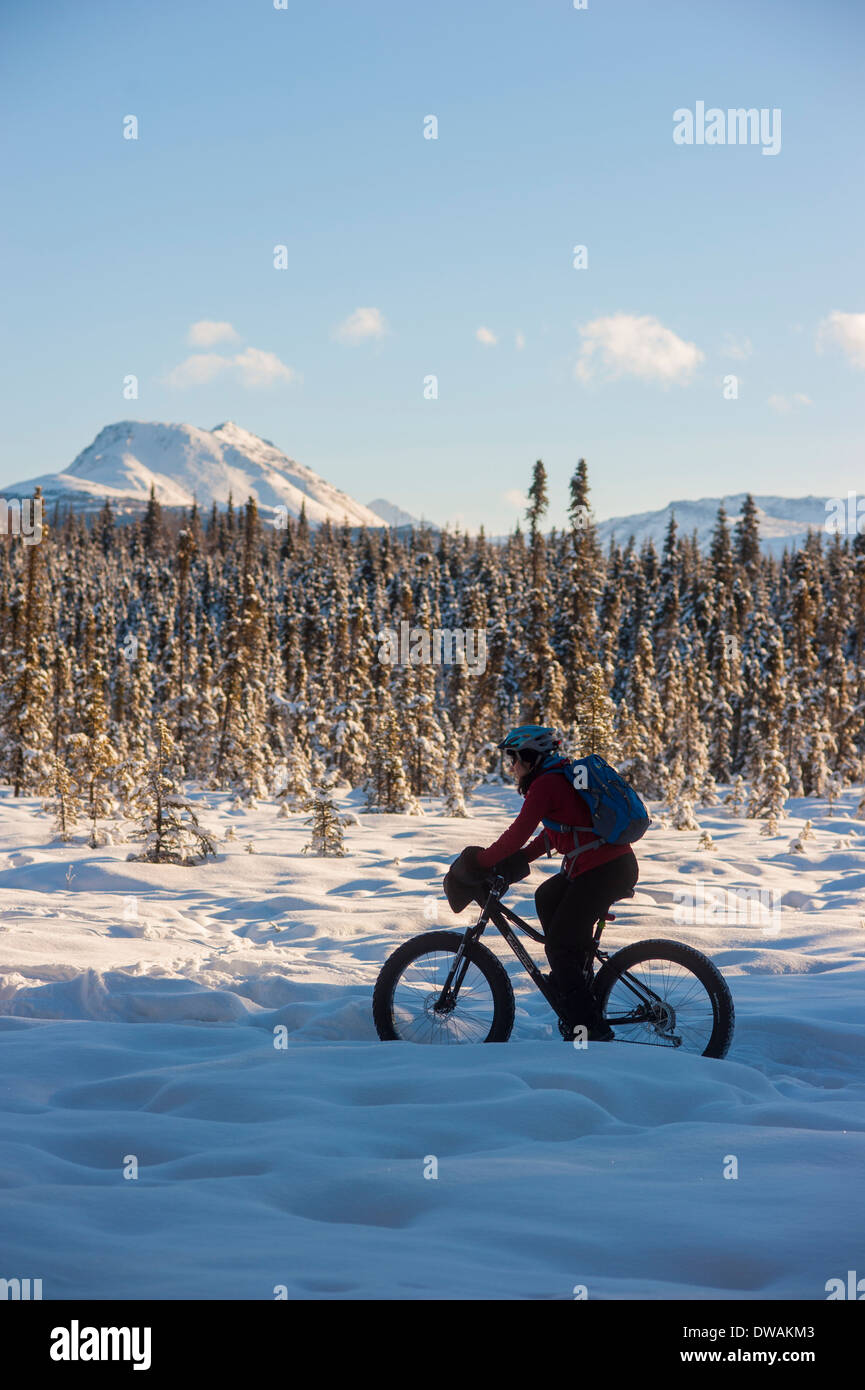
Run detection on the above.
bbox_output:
[600,954,720,1055]
[389,946,497,1043]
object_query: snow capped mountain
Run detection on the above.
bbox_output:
[8,420,390,528]
[595,493,839,557]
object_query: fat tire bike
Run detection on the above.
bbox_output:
[373,872,734,1056]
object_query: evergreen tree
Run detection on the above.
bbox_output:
[66,659,119,847]
[364,691,418,813]
[724,774,747,815]
[442,752,467,816]
[141,483,164,553]
[45,756,81,842]
[573,663,617,759]
[653,513,680,673]
[561,458,602,714]
[302,788,348,856]
[128,717,217,864]
[617,623,664,796]
[1,493,54,795]
[748,728,789,823]
[733,494,761,577]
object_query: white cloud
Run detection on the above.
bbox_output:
[575,313,704,385]
[234,347,296,387]
[515,331,526,350]
[165,347,295,390]
[476,326,497,346]
[164,354,232,388]
[768,392,813,413]
[333,307,388,343]
[817,311,865,368]
[503,488,526,508]
[187,320,239,347]
[721,334,752,360]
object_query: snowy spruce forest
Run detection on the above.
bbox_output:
[4,459,862,851]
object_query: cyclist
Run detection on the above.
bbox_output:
[466,726,639,1040]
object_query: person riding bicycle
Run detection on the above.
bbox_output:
[457,726,639,1041]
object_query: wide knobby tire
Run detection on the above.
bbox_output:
[592,937,735,1059]
[373,930,515,1043]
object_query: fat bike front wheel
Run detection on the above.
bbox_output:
[373,930,515,1043]
[592,938,735,1059]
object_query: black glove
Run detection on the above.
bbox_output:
[491,850,530,886]
[443,846,489,914]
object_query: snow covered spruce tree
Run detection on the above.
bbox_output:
[748,730,790,833]
[574,663,617,760]
[66,655,119,847]
[45,756,81,842]
[724,774,747,815]
[521,460,567,728]
[364,690,419,813]
[0,491,54,796]
[616,623,664,797]
[302,787,348,857]
[274,730,314,815]
[560,459,603,716]
[212,499,271,801]
[442,751,467,815]
[128,717,216,865]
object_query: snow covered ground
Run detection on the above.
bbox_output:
[1,784,863,1300]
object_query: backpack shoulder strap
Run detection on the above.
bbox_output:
[539,758,605,861]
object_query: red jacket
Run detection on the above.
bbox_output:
[476,770,636,879]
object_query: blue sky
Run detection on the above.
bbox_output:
[1,0,862,531]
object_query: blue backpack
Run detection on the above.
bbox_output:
[538,753,650,863]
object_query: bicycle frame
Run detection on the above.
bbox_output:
[433,874,669,1032]
[433,873,603,1015]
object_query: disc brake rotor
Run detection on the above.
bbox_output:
[649,998,680,1043]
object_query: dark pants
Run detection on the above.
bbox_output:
[535,852,639,1024]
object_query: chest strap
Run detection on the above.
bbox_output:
[541,817,604,861]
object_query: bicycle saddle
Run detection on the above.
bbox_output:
[604,889,635,922]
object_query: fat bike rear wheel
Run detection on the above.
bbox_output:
[592,938,734,1059]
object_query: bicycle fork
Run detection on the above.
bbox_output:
[432,933,476,1014]
[433,892,562,1015]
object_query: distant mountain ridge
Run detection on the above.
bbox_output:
[7,420,389,528]
[4,424,846,554]
[367,498,437,530]
[594,493,840,557]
